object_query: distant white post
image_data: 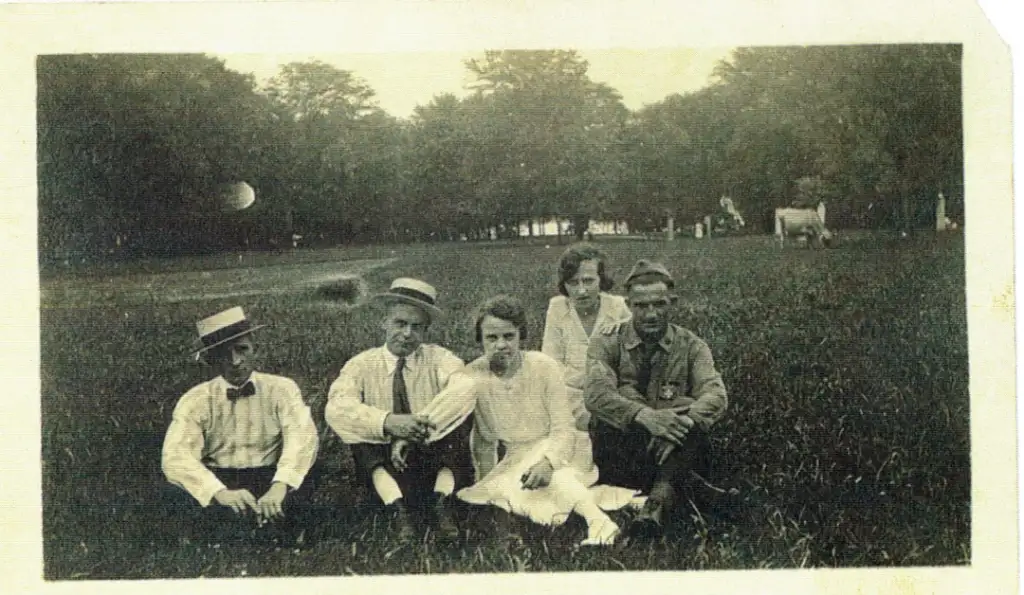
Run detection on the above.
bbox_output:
[936,192,946,231]
[817,201,826,229]
[667,216,675,241]
[695,222,704,239]
[704,215,712,238]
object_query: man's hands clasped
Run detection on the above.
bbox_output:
[213,481,290,526]
[383,413,435,443]
[635,406,695,449]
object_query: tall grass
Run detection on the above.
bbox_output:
[40,233,969,579]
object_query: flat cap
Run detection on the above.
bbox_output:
[624,259,675,290]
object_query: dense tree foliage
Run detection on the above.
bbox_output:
[37,45,962,265]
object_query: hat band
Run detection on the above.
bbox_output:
[201,320,253,348]
[627,272,675,290]
[389,286,436,306]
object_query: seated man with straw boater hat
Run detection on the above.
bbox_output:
[161,306,320,545]
[325,278,472,541]
[584,260,730,537]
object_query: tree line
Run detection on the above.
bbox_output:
[37,45,962,264]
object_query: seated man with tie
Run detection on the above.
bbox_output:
[161,306,320,545]
[325,278,471,541]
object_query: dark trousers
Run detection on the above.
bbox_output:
[161,465,319,543]
[592,421,712,505]
[350,419,472,509]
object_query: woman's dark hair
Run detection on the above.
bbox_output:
[557,243,615,296]
[473,295,529,343]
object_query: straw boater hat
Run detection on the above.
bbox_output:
[374,278,443,319]
[191,306,266,355]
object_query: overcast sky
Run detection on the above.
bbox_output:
[217,47,734,119]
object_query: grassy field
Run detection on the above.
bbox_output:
[39,232,970,579]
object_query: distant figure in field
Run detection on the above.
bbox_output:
[325,278,471,541]
[419,296,641,546]
[585,260,730,537]
[161,307,320,546]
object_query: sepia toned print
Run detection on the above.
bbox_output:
[1,1,1017,593]
[38,42,971,578]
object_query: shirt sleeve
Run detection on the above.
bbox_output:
[161,391,226,507]
[434,348,466,388]
[272,379,320,490]
[540,357,576,470]
[686,340,729,431]
[470,424,498,483]
[540,302,564,365]
[325,357,390,444]
[584,334,648,430]
[419,369,478,444]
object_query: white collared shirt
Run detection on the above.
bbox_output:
[324,344,465,445]
[161,372,319,506]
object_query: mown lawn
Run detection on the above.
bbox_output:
[39,232,970,579]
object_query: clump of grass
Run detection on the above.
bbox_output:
[313,275,366,306]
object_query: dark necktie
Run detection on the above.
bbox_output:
[393,357,411,414]
[226,380,256,402]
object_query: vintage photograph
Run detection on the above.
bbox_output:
[2,0,1016,592]
[37,43,973,580]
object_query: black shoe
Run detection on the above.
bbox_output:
[386,498,417,542]
[629,498,667,538]
[432,492,461,541]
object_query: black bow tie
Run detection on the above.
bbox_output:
[227,381,256,401]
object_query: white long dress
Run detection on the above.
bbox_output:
[421,351,639,526]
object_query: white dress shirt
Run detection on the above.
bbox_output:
[324,344,465,445]
[161,372,319,507]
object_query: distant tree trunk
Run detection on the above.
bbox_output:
[570,214,588,241]
[556,219,563,244]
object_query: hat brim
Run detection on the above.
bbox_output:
[190,324,267,355]
[373,292,443,319]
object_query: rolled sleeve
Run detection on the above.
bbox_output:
[325,358,390,444]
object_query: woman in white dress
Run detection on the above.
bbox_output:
[540,244,634,488]
[541,242,632,430]
[413,296,639,546]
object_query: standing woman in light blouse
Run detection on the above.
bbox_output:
[416,295,639,546]
[541,243,632,430]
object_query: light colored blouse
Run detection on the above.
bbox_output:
[161,372,320,506]
[419,351,576,478]
[541,293,631,392]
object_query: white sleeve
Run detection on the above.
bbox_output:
[325,357,390,444]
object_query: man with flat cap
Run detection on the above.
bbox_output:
[325,278,471,540]
[161,306,320,545]
[584,260,729,536]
